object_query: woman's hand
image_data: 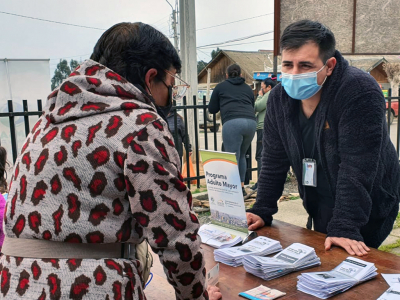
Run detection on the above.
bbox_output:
[258,89,263,96]
[207,285,222,300]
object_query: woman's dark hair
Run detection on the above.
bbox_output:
[0,146,8,193]
[90,22,181,87]
[263,76,277,89]
[227,64,241,78]
[280,20,336,63]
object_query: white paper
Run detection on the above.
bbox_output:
[207,263,219,286]
[239,285,286,300]
[200,150,248,233]
[383,274,400,287]
[377,283,400,300]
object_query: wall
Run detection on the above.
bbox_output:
[280,0,400,54]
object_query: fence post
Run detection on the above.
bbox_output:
[203,95,208,150]
[388,88,392,134]
[23,100,30,136]
[7,100,18,163]
[397,88,400,157]
[193,95,200,188]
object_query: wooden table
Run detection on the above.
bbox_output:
[146,220,400,299]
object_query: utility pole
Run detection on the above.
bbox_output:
[179,0,197,163]
[165,0,179,51]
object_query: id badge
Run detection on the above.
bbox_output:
[302,158,317,187]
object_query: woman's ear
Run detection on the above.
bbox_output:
[144,68,158,94]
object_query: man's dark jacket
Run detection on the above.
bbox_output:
[248,51,400,248]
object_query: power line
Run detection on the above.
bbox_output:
[197,13,274,31]
[0,11,106,30]
[199,38,274,49]
[197,31,273,49]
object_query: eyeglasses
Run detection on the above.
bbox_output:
[165,70,190,101]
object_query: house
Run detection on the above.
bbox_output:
[197,50,278,96]
[198,50,400,92]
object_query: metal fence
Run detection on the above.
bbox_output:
[0,96,255,190]
[2,89,400,189]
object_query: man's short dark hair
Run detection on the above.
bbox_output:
[91,22,181,87]
[227,64,241,78]
[280,20,336,63]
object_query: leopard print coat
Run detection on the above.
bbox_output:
[1,60,208,300]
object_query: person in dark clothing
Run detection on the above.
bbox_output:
[251,77,277,191]
[209,64,257,196]
[0,146,8,194]
[247,20,400,256]
[166,108,192,164]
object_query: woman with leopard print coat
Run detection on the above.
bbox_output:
[1,23,221,300]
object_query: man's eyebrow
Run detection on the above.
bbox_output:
[282,60,293,64]
[299,61,315,65]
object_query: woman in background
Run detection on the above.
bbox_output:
[209,64,256,196]
[251,77,277,191]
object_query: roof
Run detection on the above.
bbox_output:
[198,50,400,81]
[198,50,277,80]
[343,55,400,72]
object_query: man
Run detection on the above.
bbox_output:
[247,20,400,257]
[251,77,276,191]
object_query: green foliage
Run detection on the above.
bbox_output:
[51,59,80,90]
[394,212,400,229]
[192,188,201,194]
[197,60,207,74]
[379,238,400,254]
[211,47,221,60]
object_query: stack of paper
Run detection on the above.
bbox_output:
[239,285,286,300]
[198,224,242,248]
[243,243,320,280]
[214,237,283,267]
[378,283,400,300]
[297,257,378,299]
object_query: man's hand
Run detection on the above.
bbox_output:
[247,213,265,231]
[325,237,370,256]
[207,285,222,300]
[258,89,263,96]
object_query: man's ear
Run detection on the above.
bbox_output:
[326,57,337,76]
[145,68,158,94]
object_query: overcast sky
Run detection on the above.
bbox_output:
[0,0,275,75]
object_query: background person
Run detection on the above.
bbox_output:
[247,20,400,257]
[0,146,7,253]
[0,146,7,195]
[167,107,193,165]
[209,64,256,196]
[251,77,277,191]
[1,22,220,300]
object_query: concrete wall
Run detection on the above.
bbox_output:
[280,0,400,54]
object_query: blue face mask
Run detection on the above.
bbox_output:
[281,65,327,100]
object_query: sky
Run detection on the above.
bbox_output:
[0,0,275,76]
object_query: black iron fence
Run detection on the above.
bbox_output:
[2,89,400,189]
[0,96,255,190]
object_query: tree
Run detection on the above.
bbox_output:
[70,59,79,71]
[211,47,221,60]
[51,59,80,90]
[197,60,207,74]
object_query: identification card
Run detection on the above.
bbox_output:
[207,263,219,286]
[302,158,317,187]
